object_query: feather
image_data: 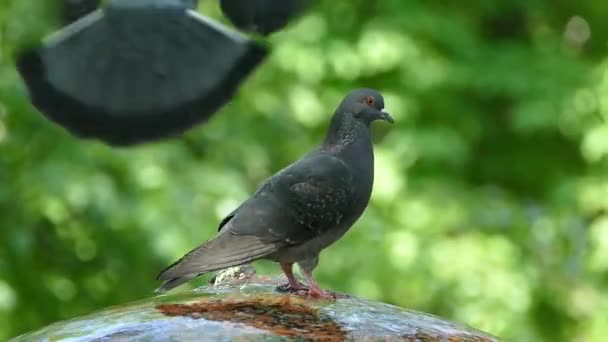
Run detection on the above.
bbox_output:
[156,227,279,291]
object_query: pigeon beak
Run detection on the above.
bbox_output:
[380,111,394,124]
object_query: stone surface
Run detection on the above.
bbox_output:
[11,267,500,341]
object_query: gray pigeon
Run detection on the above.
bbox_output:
[156,89,393,298]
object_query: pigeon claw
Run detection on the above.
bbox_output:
[307,288,334,299]
[306,287,349,300]
[276,283,309,295]
[276,283,341,300]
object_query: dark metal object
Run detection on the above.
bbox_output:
[220,0,311,35]
[17,0,267,145]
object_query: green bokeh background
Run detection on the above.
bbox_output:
[1,1,608,341]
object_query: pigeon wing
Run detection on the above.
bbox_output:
[229,152,355,244]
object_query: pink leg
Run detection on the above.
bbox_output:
[302,269,335,299]
[277,263,307,292]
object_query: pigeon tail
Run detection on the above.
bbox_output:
[155,274,197,293]
[156,229,278,292]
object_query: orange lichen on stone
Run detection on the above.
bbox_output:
[155,295,346,341]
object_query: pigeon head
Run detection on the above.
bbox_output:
[324,88,393,147]
[337,88,393,126]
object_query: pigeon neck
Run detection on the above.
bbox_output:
[322,114,370,152]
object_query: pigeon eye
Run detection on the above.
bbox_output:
[365,96,375,106]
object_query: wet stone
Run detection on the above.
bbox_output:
[11,267,500,342]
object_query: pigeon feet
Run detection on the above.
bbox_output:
[276,283,343,299]
[307,287,336,299]
[278,262,309,294]
[276,283,309,295]
[278,262,345,300]
[305,283,349,300]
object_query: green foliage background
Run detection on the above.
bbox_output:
[1,1,608,341]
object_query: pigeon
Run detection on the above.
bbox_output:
[16,0,266,145]
[156,88,393,298]
[219,0,311,35]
